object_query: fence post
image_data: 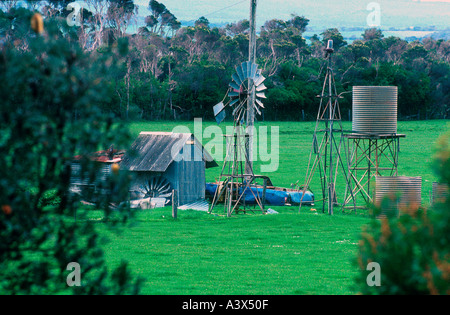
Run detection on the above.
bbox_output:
[172,189,178,219]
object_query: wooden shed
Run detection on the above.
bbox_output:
[120,132,218,206]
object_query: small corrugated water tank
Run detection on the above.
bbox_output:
[432,182,449,205]
[374,176,422,217]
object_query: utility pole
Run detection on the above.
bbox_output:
[327,52,334,215]
[246,0,257,177]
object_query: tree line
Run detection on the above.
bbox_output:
[1,0,449,121]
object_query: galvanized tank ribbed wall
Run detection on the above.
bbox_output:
[352,86,398,134]
[432,182,449,205]
[374,176,422,217]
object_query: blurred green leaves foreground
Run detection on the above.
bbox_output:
[0,11,141,294]
[356,133,450,295]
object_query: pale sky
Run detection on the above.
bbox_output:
[134,0,450,30]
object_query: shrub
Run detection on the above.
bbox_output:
[0,13,140,294]
[355,133,450,295]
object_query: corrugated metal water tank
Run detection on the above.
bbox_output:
[352,86,398,134]
[374,176,422,217]
[432,182,449,205]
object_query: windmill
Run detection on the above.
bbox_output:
[213,61,267,125]
[298,40,356,215]
[209,60,268,216]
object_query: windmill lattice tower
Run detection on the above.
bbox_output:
[209,61,268,216]
[298,40,356,215]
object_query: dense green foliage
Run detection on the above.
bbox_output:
[1,1,449,121]
[0,13,141,294]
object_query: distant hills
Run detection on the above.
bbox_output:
[134,0,450,41]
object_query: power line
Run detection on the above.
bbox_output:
[185,0,248,23]
[202,0,247,18]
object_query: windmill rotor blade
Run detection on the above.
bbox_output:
[254,75,266,86]
[159,190,172,197]
[159,182,170,191]
[256,92,267,99]
[159,186,171,194]
[157,187,169,193]
[153,179,172,198]
[149,177,155,191]
[232,73,242,86]
[241,62,248,80]
[155,176,162,190]
[229,81,241,91]
[152,176,158,189]
[158,190,171,197]
[159,184,170,191]
[228,91,240,97]
[157,181,169,190]
[256,83,267,92]
[161,186,171,193]
[241,62,246,78]
[154,176,160,188]
[140,185,148,194]
[237,64,245,83]
[148,178,155,192]
[255,98,265,109]
[243,61,249,78]
[154,178,165,192]
[253,103,262,116]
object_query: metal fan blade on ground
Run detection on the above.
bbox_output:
[139,176,172,199]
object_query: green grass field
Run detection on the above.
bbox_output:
[95,120,448,295]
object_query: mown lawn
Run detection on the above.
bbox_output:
[98,208,368,295]
[94,120,448,295]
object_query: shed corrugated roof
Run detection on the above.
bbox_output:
[120,132,218,172]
